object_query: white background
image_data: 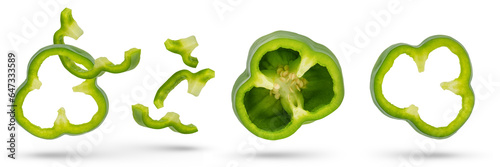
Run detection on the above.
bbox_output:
[2,0,500,166]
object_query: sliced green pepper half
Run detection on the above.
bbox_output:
[54,8,140,79]
[232,31,344,140]
[370,35,474,139]
[15,44,108,139]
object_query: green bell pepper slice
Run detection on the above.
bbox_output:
[14,44,108,139]
[370,35,474,139]
[54,8,140,79]
[232,31,344,140]
[132,104,198,134]
[164,36,199,68]
[132,69,215,134]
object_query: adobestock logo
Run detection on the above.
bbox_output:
[338,0,411,64]
[397,74,499,167]
[7,0,71,51]
[213,0,243,21]
[50,64,170,167]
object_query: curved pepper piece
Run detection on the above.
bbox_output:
[14,44,108,139]
[154,69,215,108]
[232,31,344,140]
[54,8,141,79]
[165,36,199,68]
[132,104,198,134]
[370,35,474,139]
[132,69,214,133]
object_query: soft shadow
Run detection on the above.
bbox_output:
[380,149,478,160]
[153,145,204,151]
[23,151,68,159]
[229,149,327,160]
[135,143,205,152]
[255,151,321,159]
[21,144,205,160]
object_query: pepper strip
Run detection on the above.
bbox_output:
[14,44,108,139]
[132,69,215,134]
[54,8,141,79]
[154,69,215,108]
[165,36,199,68]
[370,35,474,139]
[132,104,197,133]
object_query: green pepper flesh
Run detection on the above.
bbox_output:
[132,69,215,133]
[54,8,141,79]
[232,31,344,140]
[15,44,108,139]
[370,35,474,139]
[165,36,199,68]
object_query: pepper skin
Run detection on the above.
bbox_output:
[54,8,140,79]
[132,104,198,134]
[165,36,199,68]
[14,44,108,139]
[14,8,141,139]
[232,31,344,140]
[132,69,215,134]
[370,35,474,139]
